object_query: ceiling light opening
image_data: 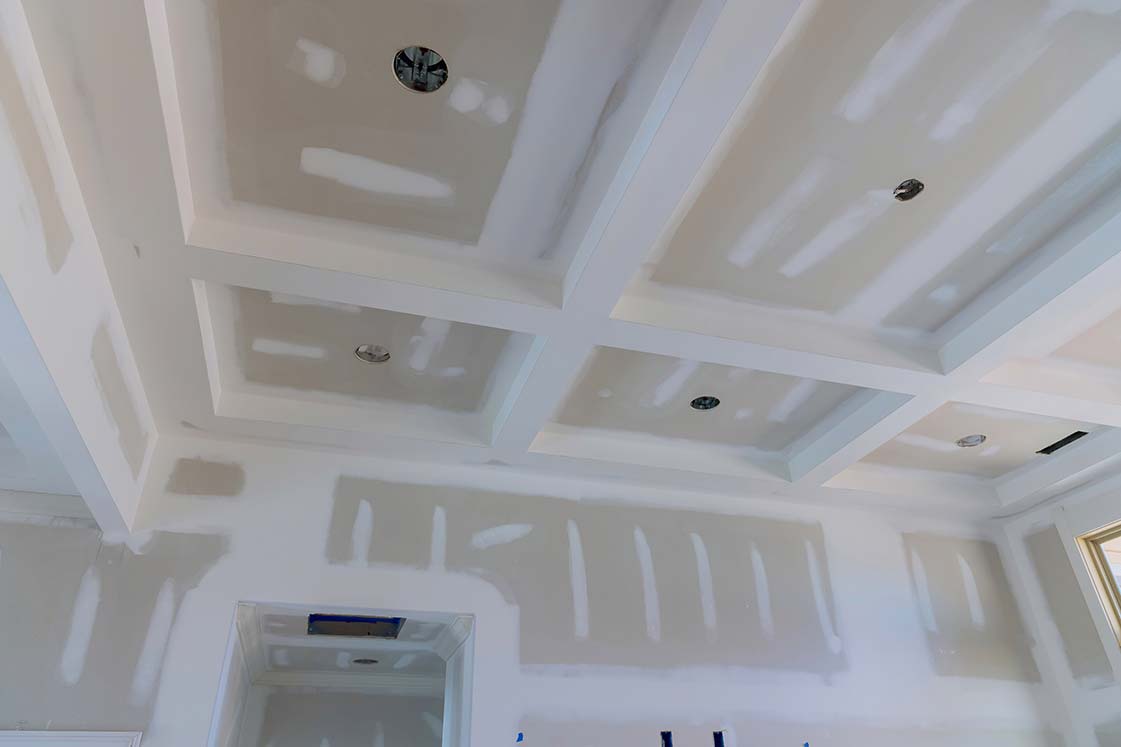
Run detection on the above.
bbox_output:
[355,344,391,364]
[955,434,987,448]
[690,395,720,411]
[352,658,379,665]
[893,178,925,202]
[393,46,449,93]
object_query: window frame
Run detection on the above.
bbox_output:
[1079,520,1121,649]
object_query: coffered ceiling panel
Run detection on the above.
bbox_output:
[152,0,706,303]
[637,0,1121,339]
[861,402,1098,479]
[195,283,536,444]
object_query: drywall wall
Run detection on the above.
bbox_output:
[234,690,444,747]
[0,522,227,731]
[0,437,1061,745]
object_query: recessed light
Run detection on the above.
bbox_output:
[393,46,449,93]
[351,658,378,665]
[893,178,924,202]
[955,434,987,448]
[355,344,391,364]
[690,395,720,411]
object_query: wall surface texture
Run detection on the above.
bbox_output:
[0,438,1067,746]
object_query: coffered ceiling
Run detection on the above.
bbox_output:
[7,0,1121,529]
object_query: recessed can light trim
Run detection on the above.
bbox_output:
[893,178,925,202]
[393,45,449,93]
[355,344,391,364]
[690,395,720,411]
[955,434,987,448]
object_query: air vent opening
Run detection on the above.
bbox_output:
[1036,430,1089,455]
[307,613,405,639]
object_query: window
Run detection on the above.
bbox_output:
[1080,521,1121,647]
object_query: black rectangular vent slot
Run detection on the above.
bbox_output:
[712,733,725,747]
[1036,430,1089,455]
[660,732,673,747]
[307,614,404,639]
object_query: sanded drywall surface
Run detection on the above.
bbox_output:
[0,523,226,731]
[1026,525,1114,687]
[243,691,444,747]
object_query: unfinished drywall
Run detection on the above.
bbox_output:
[555,346,862,450]
[166,457,246,497]
[648,1,1121,335]
[903,532,1039,681]
[234,288,511,411]
[1097,718,1121,747]
[0,522,227,731]
[240,690,444,747]
[1025,525,1114,687]
[864,402,1095,479]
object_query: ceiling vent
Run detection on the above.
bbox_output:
[307,613,404,639]
[1036,430,1088,455]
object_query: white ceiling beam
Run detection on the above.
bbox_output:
[185,246,564,337]
[490,0,811,456]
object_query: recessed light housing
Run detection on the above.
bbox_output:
[690,395,720,411]
[893,178,925,202]
[393,46,449,93]
[351,658,379,665]
[955,434,987,448]
[355,344,391,364]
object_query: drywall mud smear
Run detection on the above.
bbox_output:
[91,323,148,478]
[0,36,72,273]
[0,523,227,730]
[902,533,1039,681]
[327,477,846,672]
[1025,525,1113,687]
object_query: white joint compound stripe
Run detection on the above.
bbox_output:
[421,711,443,739]
[393,653,417,670]
[430,506,447,572]
[300,147,453,200]
[351,500,373,566]
[749,542,774,639]
[839,0,973,122]
[130,577,175,706]
[409,318,453,373]
[957,553,986,630]
[768,379,819,423]
[911,548,939,633]
[805,539,843,655]
[568,520,590,641]
[690,532,717,636]
[633,527,661,642]
[650,359,700,408]
[250,338,327,359]
[471,523,534,550]
[60,566,100,685]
